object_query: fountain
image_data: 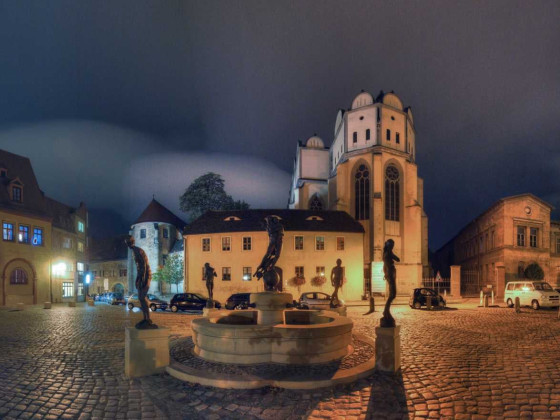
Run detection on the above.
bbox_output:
[166,216,375,389]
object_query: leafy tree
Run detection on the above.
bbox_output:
[524,263,544,280]
[179,172,249,220]
[152,254,183,294]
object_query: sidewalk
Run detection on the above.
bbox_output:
[345,296,488,307]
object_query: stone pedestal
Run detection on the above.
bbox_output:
[202,307,221,317]
[44,302,52,309]
[250,292,293,325]
[87,299,95,307]
[375,326,401,372]
[125,327,170,378]
[68,301,76,307]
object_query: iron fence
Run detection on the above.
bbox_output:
[422,276,450,294]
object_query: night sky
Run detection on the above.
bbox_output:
[0,1,558,249]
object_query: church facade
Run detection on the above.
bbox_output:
[289,90,429,296]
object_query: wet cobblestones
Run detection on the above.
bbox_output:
[0,303,559,419]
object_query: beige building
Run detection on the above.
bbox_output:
[184,210,364,302]
[89,235,129,295]
[289,90,429,296]
[434,194,560,297]
[0,149,88,305]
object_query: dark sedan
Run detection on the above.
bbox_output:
[169,293,221,312]
[225,293,251,310]
[409,288,446,309]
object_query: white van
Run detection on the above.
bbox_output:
[504,281,560,309]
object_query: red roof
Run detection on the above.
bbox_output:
[133,199,186,229]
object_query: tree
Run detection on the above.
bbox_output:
[152,254,183,294]
[179,172,249,220]
[524,263,544,280]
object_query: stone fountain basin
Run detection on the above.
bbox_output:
[191,310,353,365]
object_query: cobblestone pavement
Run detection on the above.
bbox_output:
[1,302,560,419]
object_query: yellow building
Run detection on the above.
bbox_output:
[289,90,429,296]
[0,149,88,305]
[434,194,560,297]
[184,210,364,302]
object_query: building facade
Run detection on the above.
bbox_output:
[127,199,186,295]
[0,149,88,305]
[89,235,129,295]
[289,90,429,296]
[184,210,364,302]
[434,194,560,297]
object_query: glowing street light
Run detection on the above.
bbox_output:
[52,262,67,276]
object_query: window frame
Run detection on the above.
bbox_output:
[32,227,43,246]
[386,129,391,141]
[365,129,370,141]
[336,236,345,251]
[221,236,232,252]
[242,236,252,251]
[352,131,357,143]
[77,241,84,253]
[295,266,304,278]
[12,186,22,203]
[242,267,252,281]
[3,222,14,242]
[516,226,526,247]
[77,221,85,233]
[529,227,538,248]
[18,224,30,244]
[140,229,146,239]
[315,236,325,251]
[10,268,28,285]
[62,282,74,298]
[202,237,211,252]
[222,267,231,281]
[294,235,304,251]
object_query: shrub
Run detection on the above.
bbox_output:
[311,276,326,287]
[524,263,544,280]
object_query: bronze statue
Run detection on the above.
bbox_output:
[203,262,217,308]
[253,216,284,291]
[330,259,343,307]
[380,239,400,328]
[125,235,157,329]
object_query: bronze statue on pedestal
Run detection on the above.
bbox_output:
[253,216,284,291]
[330,258,343,307]
[125,235,157,329]
[204,262,217,308]
[380,239,400,328]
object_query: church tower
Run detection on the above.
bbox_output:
[290,90,429,296]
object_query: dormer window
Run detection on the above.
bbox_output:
[12,186,22,203]
[306,215,324,221]
[224,216,241,221]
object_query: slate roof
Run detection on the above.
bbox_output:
[184,209,365,235]
[89,234,129,262]
[133,199,186,229]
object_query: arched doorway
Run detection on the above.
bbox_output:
[112,283,125,294]
[2,258,37,305]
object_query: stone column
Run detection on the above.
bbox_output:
[450,265,461,298]
[495,264,506,299]
[125,327,170,378]
[375,326,401,372]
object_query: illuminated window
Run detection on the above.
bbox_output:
[517,226,526,247]
[18,225,30,244]
[316,266,325,276]
[3,222,14,241]
[62,237,72,249]
[78,241,84,252]
[62,282,73,297]
[77,221,85,232]
[33,228,43,246]
[366,129,370,140]
[77,262,84,273]
[353,132,357,143]
[530,228,538,248]
[242,267,252,281]
[202,237,211,252]
[354,164,370,220]
[12,186,22,203]
[78,284,84,296]
[294,236,304,250]
[315,236,325,251]
[309,196,323,211]
[221,237,231,251]
[10,268,28,285]
[385,165,400,221]
[222,267,231,281]
[140,229,146,239]
[336,237,345,251]
[242,236,252,251]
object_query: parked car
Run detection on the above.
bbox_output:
[504,281,560,310]
[127,293,168,311]
[298,292,343,310]
[169,293,221,312]
[409,288,446,309]
[225,293,251,310]
[109,293,125,305]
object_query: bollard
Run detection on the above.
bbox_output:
[87,299,94,307]
[44,302,52,309]
[491,290,494,306]
[515,297,521,313]
[483,295,489,307]
[480,290,484,306]
[426,295,432,310]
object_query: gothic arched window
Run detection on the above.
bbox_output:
[385,165,400,221]
[309,195,323,211]
[354,164,370,220]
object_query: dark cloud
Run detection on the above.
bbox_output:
[0,1,559,246]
